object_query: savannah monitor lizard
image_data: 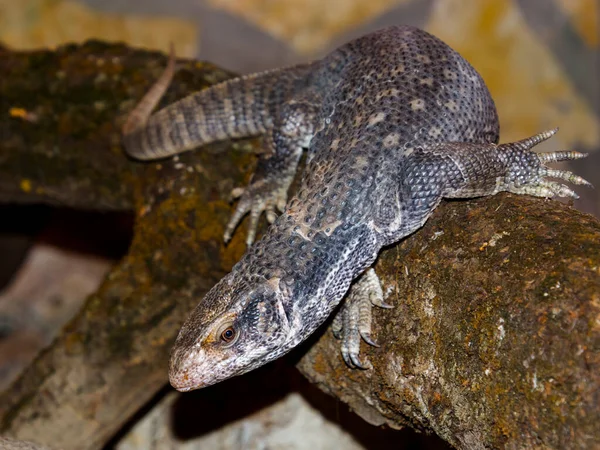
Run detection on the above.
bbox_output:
[122,26,590,390]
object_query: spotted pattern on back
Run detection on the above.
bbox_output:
[288,26,498,246]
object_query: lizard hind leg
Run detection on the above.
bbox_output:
[332,268,393,369]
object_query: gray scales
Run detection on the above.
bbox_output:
[121,26,591,390]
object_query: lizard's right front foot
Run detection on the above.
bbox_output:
[332,268,393,369]
[223,175,290,246]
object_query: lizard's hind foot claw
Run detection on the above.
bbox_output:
[333,268,391,370]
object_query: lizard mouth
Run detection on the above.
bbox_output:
[169,346,241,391]
[169,346,208,391]
[172,383,193,392]
[169,365,199,392]
[170,365,221,391]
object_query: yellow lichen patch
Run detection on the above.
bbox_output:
[556,0,598,47]
[427,0,599,149]
[126,355,144,366]
[20,178,32,193]
[0,0,198,57]
[206,0,410,54]
[9,107,27,118]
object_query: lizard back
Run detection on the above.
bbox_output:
[287,25,499,244]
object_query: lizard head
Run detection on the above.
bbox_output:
[169,273,292,390]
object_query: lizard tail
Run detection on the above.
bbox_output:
[122,43,177,140]
[122,53,302,161]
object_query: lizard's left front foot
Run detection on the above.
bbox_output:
[223,174,290,247]
[332,268,393,369]
[501,128,592,198]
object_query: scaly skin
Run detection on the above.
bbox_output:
[121,26,590,390]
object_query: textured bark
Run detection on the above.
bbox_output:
[0,436,51,450]
[0,43,598,450]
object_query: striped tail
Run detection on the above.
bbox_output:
[122,48,310,161]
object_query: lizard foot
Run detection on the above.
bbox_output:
[501,128,592,199]
[332,268,393,369]
[223,175,289,246]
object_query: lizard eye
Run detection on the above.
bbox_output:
[219,325,238,346]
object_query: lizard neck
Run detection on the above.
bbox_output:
[233,211,380,348]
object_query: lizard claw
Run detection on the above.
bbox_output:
[223,177,289,246]
[360,332,380,348]
[333,268,391,370]
[342,348,372,370]
[541,168,593,189]
[499,129,593,200]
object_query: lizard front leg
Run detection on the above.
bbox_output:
[332,268,393,369]
[224,99,318,246]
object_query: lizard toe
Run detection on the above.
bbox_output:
[331,307,344,340]
[349,352,373,370]
[500,130,592,201]
[333,268,391,369]
[359,331,380,348]
[223,192,252,243]
[224,178,289,246]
